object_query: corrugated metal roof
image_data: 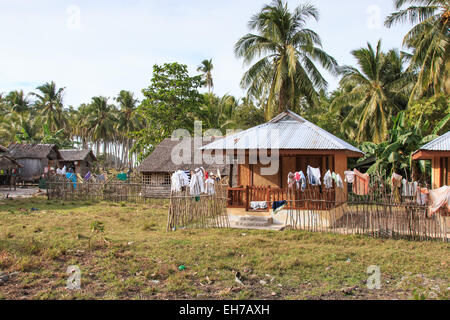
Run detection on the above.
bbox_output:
[418,131,450,151]
[201,110,363,154]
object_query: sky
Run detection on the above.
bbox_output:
[0,0,412,107]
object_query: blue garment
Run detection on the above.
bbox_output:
[299,171,307,191]
[84,171,92,181]
[65,172,77,189]
[272,200,287,214]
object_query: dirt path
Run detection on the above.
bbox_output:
[0,187,44,199]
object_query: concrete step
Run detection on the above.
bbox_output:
[236,216,274,227]
[239,216,274,223]
[236,221,271,227]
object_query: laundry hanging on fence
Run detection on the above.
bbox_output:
[65,172,77,189]
[287,172,295,189]
[427,186,450,215]
[323,170,333,189]
[298,171,307,190]
[332,172,344,188]
[416,187,428,206]
[76,173,84,184]
[353,169,369,195]
[250,201,267,210]
[391,173,402,187]
[97,174,105,181]
[171,170,190,193]
[189,169,205,196]
[84,171,92,181]
[117,172,127,181]
[57,166,67,175]
[344,171,354,184]
[272,200,287,214]
[205,177,215,195]
[402,179,416,197]
[391,173,402,202]
[307,166,321,186]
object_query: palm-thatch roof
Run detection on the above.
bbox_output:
[59,149,97,162]
[7,143,62,160]
[136,137,230,175]
[0,145,8,153]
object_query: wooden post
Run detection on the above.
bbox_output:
[245,186,249,212]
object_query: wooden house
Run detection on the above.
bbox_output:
[201,110,364,212]
[412,131,450,189]
[59,149,97,176]
[6,143,62,183]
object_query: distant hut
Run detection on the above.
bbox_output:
[412,131,450,189]
[7,143,62,183]
[136,137,230,198]
[0,145,23,187]
[59,149,97,176]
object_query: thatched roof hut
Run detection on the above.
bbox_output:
[137,137,230,176]
[59,149,97,176]
[6,143,62,182]
[136,137,230,198]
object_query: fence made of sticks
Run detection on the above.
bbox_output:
[282,174,449,242]
[167,182,230,231]
[46,173,148,203]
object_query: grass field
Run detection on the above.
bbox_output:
[0,196,448,300]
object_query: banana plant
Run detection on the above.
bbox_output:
[358,111,445,181]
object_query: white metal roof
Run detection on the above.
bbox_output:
[201,110,363,154]
[418,131,450,152]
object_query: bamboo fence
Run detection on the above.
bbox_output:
[167,182,230,231]
[46,173,148,203]
[283,174,449,242]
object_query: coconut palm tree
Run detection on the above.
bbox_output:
[331,41,414,143]
[235,0,338,118]
[197,59,214,93]
[84,96,117,156]
[31,81,67,132]
[385,0,450,100]
[199,93,238,133]
[115,90,140,167]
[4,90,31,114]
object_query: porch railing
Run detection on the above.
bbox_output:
[228,186,340,212]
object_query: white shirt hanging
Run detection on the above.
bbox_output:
[307,166,321,186]
[323,170,333,189]
[205,177,215,195]
[344,171,354,184]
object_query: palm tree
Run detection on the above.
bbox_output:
[197,59,214,93]
[84,96,117,156]
[331,41,414,143]
[235,0,338,118]
[4,90,31,114]
[200,93,238,133]
[115,90,140,167]
[385,0,450,100]
[31,81,67,131]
